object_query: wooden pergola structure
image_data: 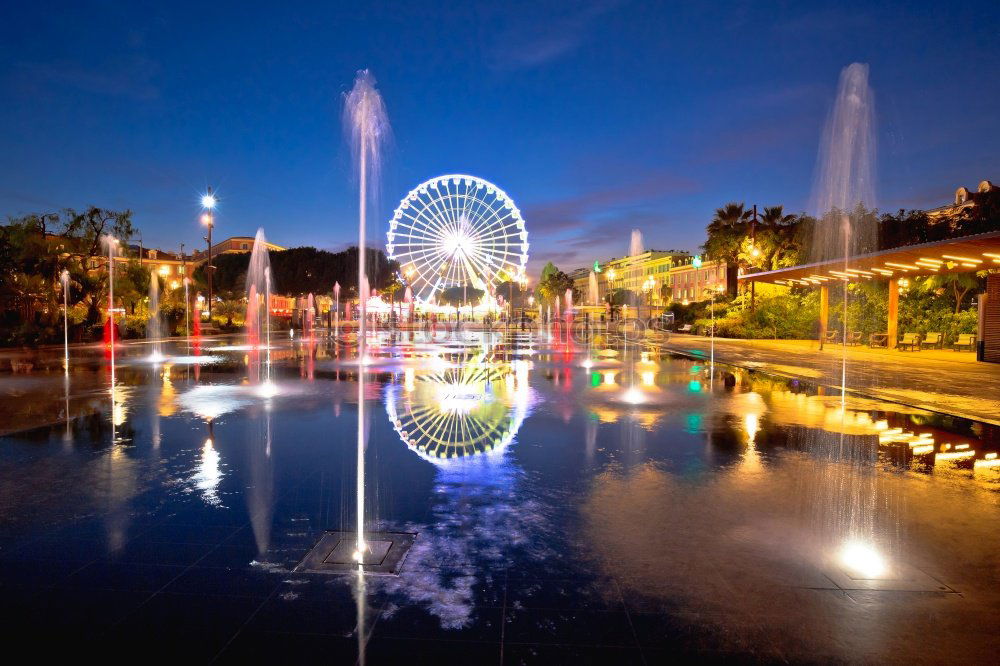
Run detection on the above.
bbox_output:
[740,230,1000,361]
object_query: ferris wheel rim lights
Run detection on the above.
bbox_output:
[386,174,529,304]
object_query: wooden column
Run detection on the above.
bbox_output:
[819,285,829,348]
[984,274,1000,363]
[887,278,899,349]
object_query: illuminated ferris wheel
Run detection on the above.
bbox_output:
[385,175,529,303]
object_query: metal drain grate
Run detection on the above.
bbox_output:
[823,562,953,592]
[295,531,416,576]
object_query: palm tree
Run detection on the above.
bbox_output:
[704,202,751,267]
[756,206,799,270]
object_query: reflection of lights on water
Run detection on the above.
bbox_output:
[840,541,886,578]
[641,371,655,386]
[112,384,129,426]
[195,437,223,506]
[744,413,760,442]
[437,386,484,414]
[404,367,415,392]
[387,354,532,465]
[178,385,252,421]
[147,352,166,364]
[688,380,702,393]
[975,452,1000,469]
[163,355,224,365]
[622,387,645,404]
[581,358,593,369]
[602,371,616,386]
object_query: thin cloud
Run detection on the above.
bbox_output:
[488,0,624,70]
[524,171,697,232]
[14,56,160,101]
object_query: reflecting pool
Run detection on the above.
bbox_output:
[1,330,999,662]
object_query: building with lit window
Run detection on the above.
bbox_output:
[669,256,730,304]
[190,236,285,262]
[570,250,691,309]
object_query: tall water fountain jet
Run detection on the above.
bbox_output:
[404,285,413,323]
[810,63,877,387]
[811,63,877,264]
[588,270,599,306]
[333,281,341,336]
[103,236,117,369]
[306,293,315,337]
[102,235,118,445]
[61,269,70,372]
[245,228,272,349]
[344,69,390,564]
[147,273,164,362]
[807,62,884,572]
[183,277,190,339]
[629,228,644,257]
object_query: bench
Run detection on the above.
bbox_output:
[677,324,692,333]
[898,332,921,351]
[921,332,943,349]
[953,333,976,352]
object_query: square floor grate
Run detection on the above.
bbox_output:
[823,561,953,592]
[295,531,416,576]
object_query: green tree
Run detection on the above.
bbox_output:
[535,262,572,307]
[918,273,982,314]
[1,208,134,344]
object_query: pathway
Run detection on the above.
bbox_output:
[657,335,1000,425]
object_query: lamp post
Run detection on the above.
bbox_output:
[606,268,617,321]
[201,189,216,321]
[642,276,656,324]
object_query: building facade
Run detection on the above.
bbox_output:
[190,236,285,262]
[669,256,729,303]
[570,250,693,308]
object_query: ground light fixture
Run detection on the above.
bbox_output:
[839,540,886,578]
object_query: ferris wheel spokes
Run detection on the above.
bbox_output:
[386,175,529,304]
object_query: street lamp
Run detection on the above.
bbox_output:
[201,188,216,321]
[642,276,656,322]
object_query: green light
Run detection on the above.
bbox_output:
[590,371,601,388]
[685,413,702,433]
[688,380,702,392]
[593,260,602,273]
[692,255,702,268]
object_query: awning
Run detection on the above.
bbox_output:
[741,230,1000,285]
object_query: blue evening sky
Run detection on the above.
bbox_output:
[2,1,997,274]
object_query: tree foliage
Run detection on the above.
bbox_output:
[1,207,134,344]
[535,262,573,306]
[195,246,398,297]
